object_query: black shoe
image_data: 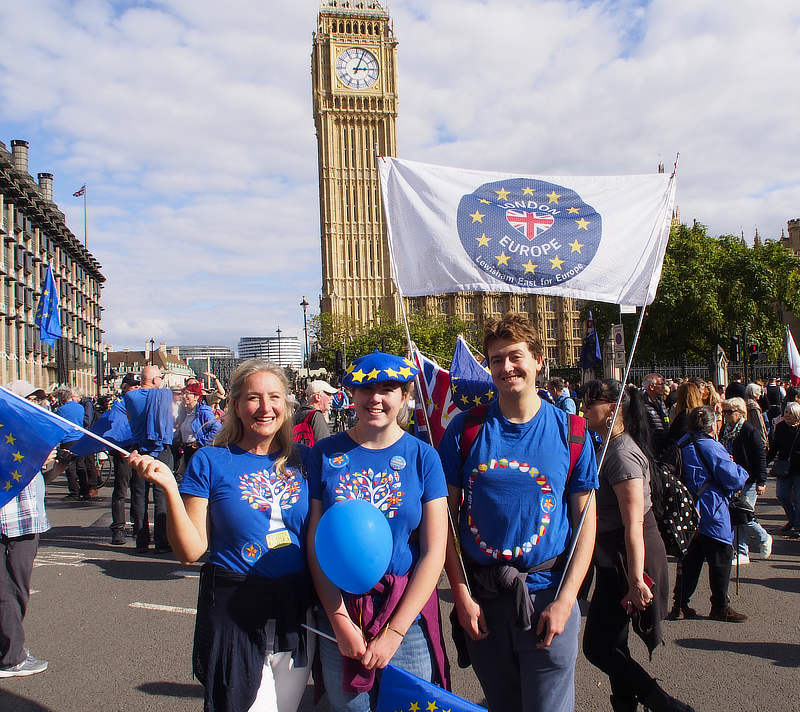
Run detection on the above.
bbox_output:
[640,684,695,712]
[667,605,697,620]
[63,494,81,501]
[709,606,748,622]
[154,545,172,555]
[110,531,126,545]
[778,522,794,534]
[667,605,681,621]
[611,693,639,711]
[136,543,150,554]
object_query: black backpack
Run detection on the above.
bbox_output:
[649,443,698,558]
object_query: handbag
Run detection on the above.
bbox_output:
[770,425,800,479]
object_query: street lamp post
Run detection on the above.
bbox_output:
[276,326,282,367]
[149,338,155,366]
[300,296,310,375]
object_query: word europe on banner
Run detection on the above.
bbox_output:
[378,157,677,306]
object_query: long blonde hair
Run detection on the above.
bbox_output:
[214,359,298,476]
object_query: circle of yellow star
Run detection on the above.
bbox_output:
[569,239,584,253]
[350,369,366,383]
[365,368,381,380]
[495,251,510,266]
[5,433,16,444]
[546,190,561,204]
[4,481,11,492]
[549,255,565,270]
[495,187,510,200]
[398,366,413,378]
[523,260,537,274]
[475,233,490,247]
[11,470,22,482]
[384,367,400,378]
[567,206,580,214]
[522,187,535,196]
[575,217,590,230]
[470,210,485,223]
[478,198,491,204]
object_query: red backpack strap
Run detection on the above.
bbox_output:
[567,414,587,483]
[459,404,489,465]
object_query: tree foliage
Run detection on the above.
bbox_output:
[311,311,480,377]
[583,222,800,362]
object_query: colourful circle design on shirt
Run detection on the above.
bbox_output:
[241,541,264,563]
[329,453,349,468]
[467,456,554,560]
[389,456,407,472]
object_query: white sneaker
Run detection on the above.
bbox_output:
[760,534,773,559]
[0,652,48,678]
[732,553,750,565]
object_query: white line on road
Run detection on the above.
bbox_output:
[129,602,197,615]
[170,569,200,578]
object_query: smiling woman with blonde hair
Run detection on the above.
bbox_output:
[129,359,315,712]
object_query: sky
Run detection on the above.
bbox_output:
[1,0,798,354]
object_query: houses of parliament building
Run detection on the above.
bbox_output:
[311,0,583,365]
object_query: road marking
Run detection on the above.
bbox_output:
[170,569,200,578]
[34,551,87,567]
[129,602,197,615]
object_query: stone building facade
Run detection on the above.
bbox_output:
[311,0,583,365]
[0,139,104,393]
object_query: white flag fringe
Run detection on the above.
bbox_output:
[378,157,677,306]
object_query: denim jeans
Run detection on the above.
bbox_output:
[464,586,580,712]
[776,475,800,530]
[315,610,433,712]
[735,482,770,555]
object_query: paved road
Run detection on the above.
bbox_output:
[1,480,797,712]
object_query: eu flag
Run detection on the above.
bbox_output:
[35,264,62,347]
[580,310,602,371]
[449,336,496,409]
[67,399,133,457]
[376,664,486,712]
[0,387,77,508]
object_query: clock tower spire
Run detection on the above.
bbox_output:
[312,0,399,325]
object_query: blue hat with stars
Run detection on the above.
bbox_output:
[342,350,419,388]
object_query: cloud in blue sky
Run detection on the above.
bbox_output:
[0,0,797,351]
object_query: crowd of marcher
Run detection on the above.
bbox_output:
[1,318,797,712]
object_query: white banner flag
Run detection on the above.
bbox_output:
[378,157,676,306]
[787,326,800,386]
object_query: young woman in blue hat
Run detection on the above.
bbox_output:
[306,351,450,711]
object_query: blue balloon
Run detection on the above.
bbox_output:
[315,499,393,594]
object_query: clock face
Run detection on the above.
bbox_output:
[335,47,379,90]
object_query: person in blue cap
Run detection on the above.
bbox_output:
[306,350,450,711]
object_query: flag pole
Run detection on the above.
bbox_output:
[378,148,473,595]
[555,163,678,599]
[0,386,130,457]
[83,186,87,247]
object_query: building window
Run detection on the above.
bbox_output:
[464,297,476,314]
[546,318,557,340]
[545,297,557,313]
[547,346,558,362]
[438,299,449,315]
[572,321,583,339]
[491,297,503,313]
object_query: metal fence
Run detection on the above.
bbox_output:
[625,359,789,386]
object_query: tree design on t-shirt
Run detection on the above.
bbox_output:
[239,469,301,532]
[334,469,404,518]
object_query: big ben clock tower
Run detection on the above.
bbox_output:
[311,1,584,367]
[312,0,399,324]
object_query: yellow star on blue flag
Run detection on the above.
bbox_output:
[0,387,77,508]
[35,264,62,347]
[375,664,486,712]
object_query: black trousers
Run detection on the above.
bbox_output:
[675,534,733,609]
[111,452,133,532]
[131,447,173,549]
[583,567,658,705]
[0,534,38,667]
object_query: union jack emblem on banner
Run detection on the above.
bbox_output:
[505,209,554,240]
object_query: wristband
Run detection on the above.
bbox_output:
[385,625,405,639]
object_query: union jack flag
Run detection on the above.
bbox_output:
[73,185,86,197]
[505,209,554,240]
[412,349,462,448]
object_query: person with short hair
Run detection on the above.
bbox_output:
[175,382,222,477]
[768,402,800,538]
[641,374,668,458]
[109,374,140,545]
[293,380,337,445]
[720,397,771,564]
[547,377,576,415]
[439,313,598,712]
[55,386,96,501]
[128,360,315,712]
[673,406,748,622]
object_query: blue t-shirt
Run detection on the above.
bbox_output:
[125,388,174,454]
[308,431,448,577]
[179,445,310,578]
[438,400,598,591]
[58,401,85,443]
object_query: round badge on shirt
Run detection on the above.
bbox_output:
[329,453,349,468]
[389,455,406,472]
